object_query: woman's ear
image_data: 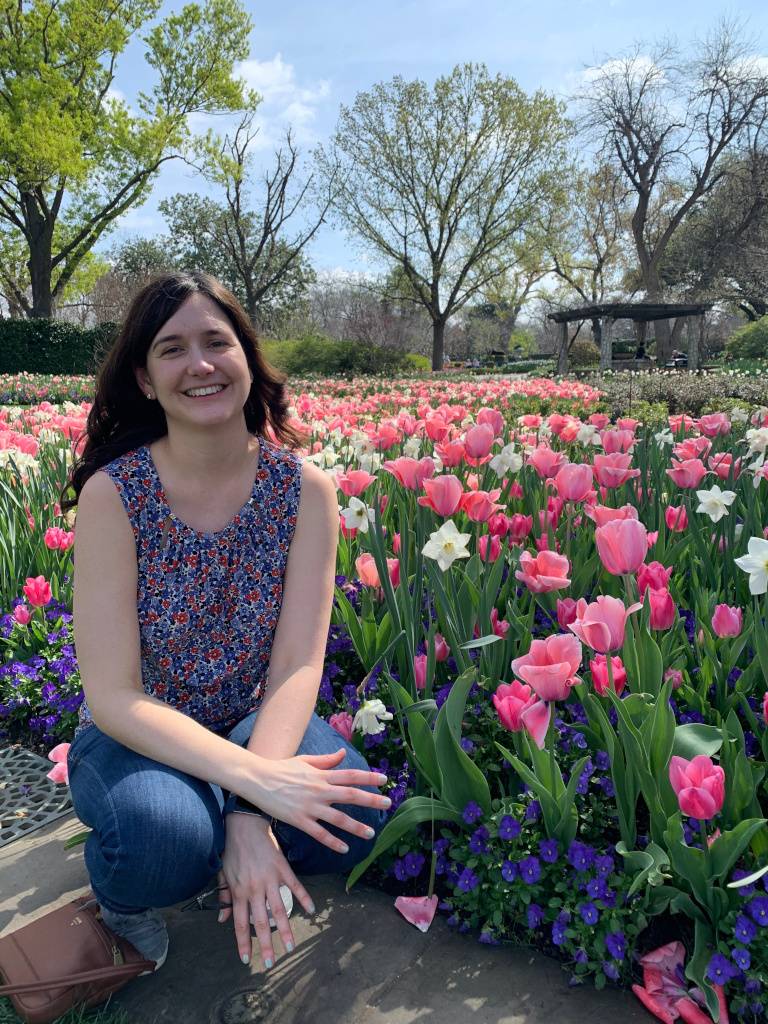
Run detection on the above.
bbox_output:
[134,367,150,394]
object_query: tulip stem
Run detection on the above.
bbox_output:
[428,793,436,898]
[606,654,616,695]
[548,708,557,790]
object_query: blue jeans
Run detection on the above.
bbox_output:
[67,712,386,914]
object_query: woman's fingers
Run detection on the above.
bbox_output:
[325,768,389,789]
[283,867,315,917]
[232,896,252,965]
[267,884,294,955]
[217,871,232,924]
[299,748,347,768]
[319,805,378,841]
[249,897,275,969]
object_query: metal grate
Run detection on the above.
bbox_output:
[0,745,73,848]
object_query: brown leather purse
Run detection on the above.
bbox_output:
[0,894,155,1024]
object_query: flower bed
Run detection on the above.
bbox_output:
[3,376,768,1022]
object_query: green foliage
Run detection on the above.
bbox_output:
[262,336,414,377]
[0,320,117,374]
[725,318,768,361]
[569,338,600,366]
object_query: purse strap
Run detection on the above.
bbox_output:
[0,959,155,996]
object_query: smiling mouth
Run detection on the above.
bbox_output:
[183,384,228,398]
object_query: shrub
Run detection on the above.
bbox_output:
[725,318,768,361]
[263,335,413,377]
[569,338,601,367]
[0,319,111,374]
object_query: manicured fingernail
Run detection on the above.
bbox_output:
[364,826,375,838]
[241,954,250,965]
[381,797,392,808]
[218,911,226,924]
[286,942,294,953]
[339,843,349,854]
[264,958,273,969]
[307,902,316,915]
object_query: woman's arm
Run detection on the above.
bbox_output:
[73,471,385,849]
[243,460,339,761]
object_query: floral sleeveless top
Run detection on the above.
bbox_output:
[76,437,302,737]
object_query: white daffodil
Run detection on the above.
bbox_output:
[695,485,737,523]
[403,436,422,459]
[730,406,749,424]
[735,537,768,595]
[576,423,601,447]
[746,427,768,457]
[654,428,674,446]
[489,442,523,477]
[352,698,393,735]
[357,451,383,474]
[422,519,472,571]
[340,497,375,533]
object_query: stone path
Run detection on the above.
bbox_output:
[1,814,652,1024]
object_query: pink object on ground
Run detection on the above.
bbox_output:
[394,895,439,932]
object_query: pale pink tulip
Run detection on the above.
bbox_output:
[511,633,582,701]
[418,475,464,516]
[464,423,495,459]
[556,598,578,630]
[668,755,725,820]
[13,604,32,625]
[382,457,435,491]
[461,489,502,523]
[554,463,593,502]
[395,895,438,932]
[355,553,381,588]
[476,406,504,435]
[413,654,428,691]
[595,519,648,575]
[329,712,354,742]
[711,604,743,638]
[527,446,567,480]
[592,452,640,489]
[433,633,450,662]
[507,514,532,544]
[664,504,688,532]
[698,412,731,437]
[569,596,641,653]
[493,679,537,731]
[478,534,502,561]
[586,503,639,527]
[335,469,376,497]
[600,429,636,454]
[637,561,673,595]
[46,742,71,784]
[666,458,708,489]
[648,588,676,630]
[590,655,627,697]
[515,549,571,593]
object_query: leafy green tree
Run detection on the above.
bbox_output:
[159,109,328,331]
[0,0,252,318]
[318,63,570,370]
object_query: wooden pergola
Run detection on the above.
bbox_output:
[547,302,714,373]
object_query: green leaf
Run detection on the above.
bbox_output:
[345,797,463,889]
[671,723,723,760]
[616,841,671,897]
[434,671,491,814]
[709,819,767,882]
[460,633,502,650]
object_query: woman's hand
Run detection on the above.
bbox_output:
[244,747,390,854]
[219,813,315,968]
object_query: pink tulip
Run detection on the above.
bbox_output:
[637,561,673,595]
[664,668,684,690]
[763,692,768,725]
[668,755,725,820]
[335,469,376,497]
[424,414,449,442]
[664,504,688,532]
[434,440,466,467]
[418,475,464,516]
[595,518,648,575]
[569,595,642,653]
[708,452,742,481]
[669,414,697,433]
[392,532,401,554]
[527,446,567,480]
[515,549,571,593]
[508,481,524,500]
[666,458,708,489]
[460,489,502,523]
[698,412,731,437]
[476,406,504,435]
[46,742,71,784]
[600,429,636,454]
[556,598,578,630]
[464,423,495,459]
[44,526,75,550]
[617,418,640,431]
[23,575,52,607]
[490,607,510,638]
[711,604,743,638]
[329,712,354,742]
[588,413,610,429]
[648,588,676,630]
[493,679,537,731]
[507,514,533,544]
[13,604,32,625]
[511,633,582,702]
[487,512,511,538]
[413,654,428,691]
[592,452,640,489]
[356,553,381,588]
[382,457,435,491]
[433,633,450,662]
[554,463,593,502]
[394,895,438,933]
[590,654,627,697]
[478,534,502,561]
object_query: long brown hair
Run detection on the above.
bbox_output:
[61,272,305,513]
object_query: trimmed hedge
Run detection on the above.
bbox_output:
[262,336,417,376]
[0,319,118,374]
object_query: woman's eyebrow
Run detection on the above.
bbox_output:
[150,328,227,351]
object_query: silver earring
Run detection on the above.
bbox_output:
[146,391,154,400]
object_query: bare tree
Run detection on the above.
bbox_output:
[578,20,768,363]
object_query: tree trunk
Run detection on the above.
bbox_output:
[431,319,446,371]
[25,196,55,319]
[557,321,568,374]
[591,317,602,350]
[600,317,614,370]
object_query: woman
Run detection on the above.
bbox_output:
[61,272,390,975]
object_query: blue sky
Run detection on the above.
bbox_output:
[105,0,767,275]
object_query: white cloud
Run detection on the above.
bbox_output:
[234,53,331,149]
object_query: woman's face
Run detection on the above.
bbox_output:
[135,293,253,430]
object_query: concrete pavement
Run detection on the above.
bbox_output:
[1,815,651,1024]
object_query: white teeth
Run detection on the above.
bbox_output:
[184,385,225,397]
